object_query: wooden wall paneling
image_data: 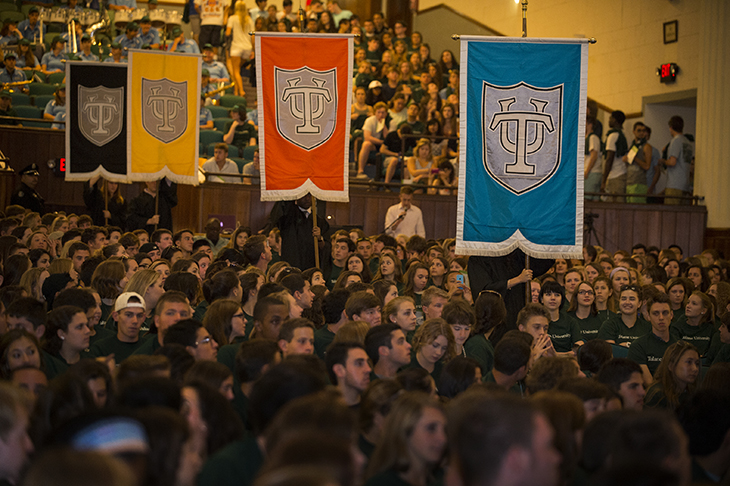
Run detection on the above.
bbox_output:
[662,211,677,250]
[674,211,692,256]
[646,209,663,248]
[632,210,648,248]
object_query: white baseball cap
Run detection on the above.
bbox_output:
[114,292,147,312]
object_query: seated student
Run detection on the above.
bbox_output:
[628,293,678,386]
[164,319,219,361]
[364,323,412,379]
[249,295,289,342]
[0,90,19,125]
[89,292,147,362]
[114,21,142,51]
[132,291,191,355]
[231,339,280,426]
[167,26,200,54]
[670,291,715,358]
[241,150,260,185]
[598,284,651,347]
[103,42,126,63]
[0,52,26,87]
[409,317,456,382]
[277,318,314,358]
[422,286,448,321]
[482,336,531,395]
[53,287,114,348]
[138,16,161,49]
[280,273,314,312]
[442,299,475,358]
[41,37,68,74]
[43,84,66,122]
[595,358,646,411]
[41,305,91,379]
[202,143,241,183]
[223,105,257,151]
[381,122,414,184]
[313,289,350,359]
[5,296,47,340]
[644,340,701,411]
[539,280,584,353]
[199,95,214,129]
[326,341,372,407]
[345,291,381,328]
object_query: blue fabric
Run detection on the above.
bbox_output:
[77,52,99,62]
[202,60,229,80]
[460,39,585,257]
[18,20,46,44]
[41,52,69,72]
[139,27,160,46]
[200,107,213,126]
[0,68,26,84]
[114,34,143,51]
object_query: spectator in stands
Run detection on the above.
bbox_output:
[356,101,388,179]
[242,149,260,184]
[42,84,65,122]
[0,52,27,89]
[199,95,214,129]
[382,123,414,184]
[601,110,628,202]
[168,26,200,54]
[89,292,147,362]
[327,1,352,26]
[0,90,19,126]
[127,178,178,232]
[137,16,160,49]
[76,34,98,61]
[114,22,143,51]
[10,163,45,214]
[223,105,257,151]
[662,115,694,205]
[103,42,125,63]
[17,7,45,45]
[40,38,68,75]
[326,341,371,407]
[15,39,39,70]
[624,122,652,203]
[201,43,230,82]
[203,143,240,183]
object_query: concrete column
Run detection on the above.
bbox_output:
[695,0,730,228]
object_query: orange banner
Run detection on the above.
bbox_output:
[256,33,352,202]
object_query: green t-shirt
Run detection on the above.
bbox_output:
[567,310,603,341]
[327,264,344,290]
[670,316,714,356]
[314,325,336,360]
[196,434,264,486]
[627,332,677,375]
[88,335,146,363]
[130,334,162,356]
[482,370,525,397]
[243,312,255,339]
[194,300,209,322]
[597,314,651,346]
[463,334,494,374]
[224,120,258,149]
[89,326,115,348]
[671,307,685,325]
[713,343,730,365]
[365,470,412,486]
[548,312,582,352]
[407,351,445,383]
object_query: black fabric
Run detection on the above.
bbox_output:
[270,200,330,271]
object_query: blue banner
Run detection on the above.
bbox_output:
[456,37,587,258]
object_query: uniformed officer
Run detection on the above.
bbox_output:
[10,163,45,214]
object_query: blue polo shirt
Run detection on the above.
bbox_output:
[139,27,160,46]
[103,56,127,63]
[41,51,68,71]
[44,100,66,118]
[15,54,39,69]
[109,0,137,8]
[0,68,26,84]
[202,60,229,81]
[18,20,46,43]
[200,107,213,126]
[114,33,143,51]
[77,52,100,62]
[168,39,200,54]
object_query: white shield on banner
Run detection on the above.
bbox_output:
[482,81,563,195]
[274,66,337,151]
[78,85,124,147]
[141,77,188,144]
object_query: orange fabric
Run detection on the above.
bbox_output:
[259,35,350,197]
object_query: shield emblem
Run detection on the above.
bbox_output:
[141,77,188,144]
[274,66,337,151]
[482,81,563,195]
[78,85,124,147]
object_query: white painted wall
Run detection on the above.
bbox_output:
[415,0,701,114]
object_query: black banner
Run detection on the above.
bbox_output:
[66,62,128,180]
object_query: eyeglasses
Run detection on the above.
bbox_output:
[577,290,595,296]
[620,285,640,293]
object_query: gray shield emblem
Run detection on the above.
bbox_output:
[141,78,187,144]
[78,85,124,147]
[482,81,563,195]
[275,66,337,151]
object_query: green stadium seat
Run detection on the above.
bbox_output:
[14,105,47,126]
[220,95,246,109]
[0,11,24,23]
[206,105,230,119]
[0,4,18,13]
[212,117,230,132]
[199,129,223,155]
[47,72,65,85]
[230,157,246,173]
[242,144,258,161]
[33,94,54,109]
[28,83,57,96]
[9,92,30,106]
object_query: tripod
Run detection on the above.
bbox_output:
[584,212,602,248]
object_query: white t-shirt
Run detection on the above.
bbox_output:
[362,115,386,140]
[586,133,603,175]
[226,14,254,53]
[202,158,240,183]
[195,0,231,26]
[605,131,627,179]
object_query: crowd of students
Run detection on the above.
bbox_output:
[0,196,729,486]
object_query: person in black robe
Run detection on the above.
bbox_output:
[269,194,329,271]
[126,179,177,233]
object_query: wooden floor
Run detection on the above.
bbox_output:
[0,126,716,256]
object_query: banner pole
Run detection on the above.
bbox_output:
[154,180,159,232]
[525,254,531,305]
[312,195,320,269]
[521,0,528,37]
[103,179,109,226]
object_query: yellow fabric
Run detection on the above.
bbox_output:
[128,51,201,185]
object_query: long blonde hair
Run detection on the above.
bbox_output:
[236,1,250,29]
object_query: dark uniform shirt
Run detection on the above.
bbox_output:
[627,332,678,375]
[10,181,45,214]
